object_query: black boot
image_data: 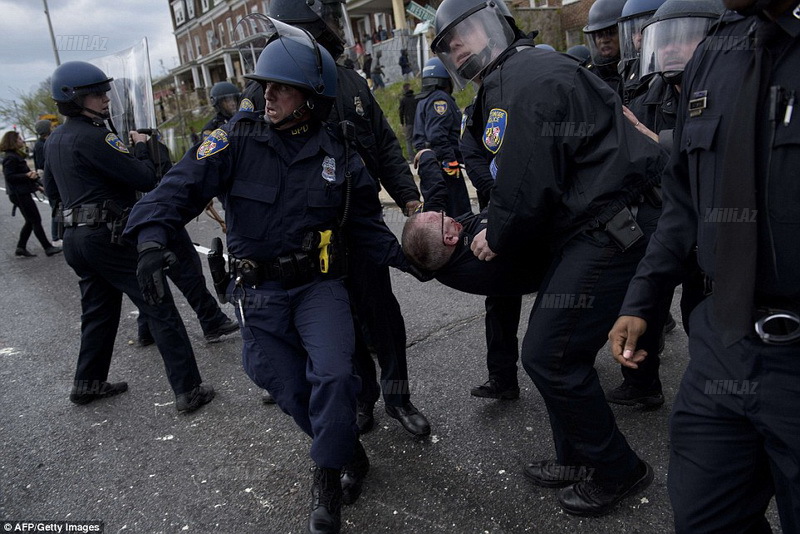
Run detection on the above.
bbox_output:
[341,440,370,505]
[309,466,342,534]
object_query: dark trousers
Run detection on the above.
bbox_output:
[668,298,800,534]
[236,278,359,469]
[62,225,202,395]
[522,202,661,483]
[10,192,51,251]
[484,295,522,387]
[137,227,228,337]
[348,259,411,408]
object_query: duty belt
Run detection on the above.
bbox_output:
[59,204,113,227]
[231,253,316,288]
[704,275,800,345]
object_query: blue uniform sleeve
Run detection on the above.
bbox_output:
[85,134,158,193]
[619,72,697,320]
[124,136,233,246]
[345,162,408,270]
[460,126,494,199]
[423,97,458,164]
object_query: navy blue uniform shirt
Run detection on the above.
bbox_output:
[124,112,406,269]
[42,115,156,209]
[470,44,667,255]
[412,88,462,164]
[621,10,800,318]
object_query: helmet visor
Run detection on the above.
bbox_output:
[618,13,652,64]
[313,1,355,49]
[585,25,620,66]
[236,13,321,76]
[431,7,514,90]
[639,16,713,78]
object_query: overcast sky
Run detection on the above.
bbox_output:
[0,0,179,128]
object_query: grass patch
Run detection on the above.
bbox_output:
[372,77,476,160]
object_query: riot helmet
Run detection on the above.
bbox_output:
[639,0,724,84]
[209,81,241,119]
[535,43,556,51]
[618,0,667,71]
[421,57,453,93]
[268,0,354,60]
[50,61,113,118]
[583,0,627,67]
[244,20,337,127]
[566,44,592,65]
[431,0,517,90]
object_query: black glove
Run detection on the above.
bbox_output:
[136,241,179,305]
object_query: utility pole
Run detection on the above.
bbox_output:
[43,0,61,66]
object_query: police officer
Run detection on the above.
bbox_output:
[617,0,667,102]
[201,81,241,138]
[413,57,472,218]
[432,0,667,515]
[260,2,430,437]
[459,101,524,400]
[609,0,800,529]
[583,0,628,94]
[124,28,409,534]
[135,135,239,346]
[605,0,725,410]
[42,61,213,412]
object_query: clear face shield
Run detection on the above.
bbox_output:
[585,25,621,66]
[431,6,515,90]
[314,1,355,49]
[215,94,240,117]
[619,13,652,66]
[236,13,323,81]
[639,16,713,80]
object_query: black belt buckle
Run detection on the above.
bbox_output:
[238,259,260,287]
[754,308,800,345]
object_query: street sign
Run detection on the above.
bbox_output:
[406,1,437,22]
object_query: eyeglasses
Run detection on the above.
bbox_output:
[439,211,447,246]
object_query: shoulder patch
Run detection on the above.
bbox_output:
[239,98,255,112]
[483,108,508,154]
[196,129,230,160]
[105,133,130,154]
[433,100,448,116]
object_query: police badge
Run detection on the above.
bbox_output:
[197,129,229,160]
[483,108,508,154]
[105,133,130,154]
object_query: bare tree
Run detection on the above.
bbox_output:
[0,79,58,138]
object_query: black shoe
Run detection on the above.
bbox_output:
[204,319,239,343]
[558,460,654,517]
[664,312,677,334]
[605,382,664,408]
[262,390,276,405]
[341,440,370,505]
[137,335,155,347]
[385,401,430,437]
[175,384,215,413]
[309,466,342,534]
[356,402,375,434]
[70,381,128,405]
[524,460,588,488]
[15,247,36,258]
[44,245,62,256]
[470,378,520,400]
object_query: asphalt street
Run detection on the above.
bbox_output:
[0,190,782,533]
